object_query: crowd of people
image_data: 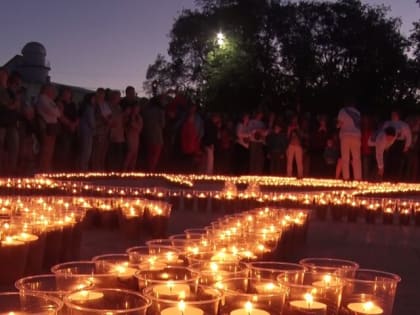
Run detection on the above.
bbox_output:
[0,68,419,181]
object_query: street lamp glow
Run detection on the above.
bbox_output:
[217,32,225,47]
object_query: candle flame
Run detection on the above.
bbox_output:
[323,274,332,285]
[245,301,253,314]
[363,301,374,311]
[304,293,313,308]
[178,300,186,312]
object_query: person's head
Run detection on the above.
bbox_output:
[95,88,106,104]
[391,110,400,122]
[8,72,22,92]
[326,138,334,147]
[125,86,136,100]
[40,83,56,99]
[0,68,8,87]
[58,87,72,103]
[108,90,121,106]
[384,126,396,144]
[273,123,282,134]
[241,113,250,124]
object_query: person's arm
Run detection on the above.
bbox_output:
[375,136,386,175]
[403,123,412,152]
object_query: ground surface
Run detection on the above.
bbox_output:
[80,207,419,315]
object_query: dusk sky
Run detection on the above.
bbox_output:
[0,0,418,94]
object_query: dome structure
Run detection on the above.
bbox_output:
[19,42,50,83]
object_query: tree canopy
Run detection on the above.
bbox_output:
[144,0,420,114]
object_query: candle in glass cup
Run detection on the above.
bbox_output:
[66,289,104,302]
[230,301,270,315]
[161,300,204,315]
[152,281,191,297]
[289,293,327,315]
[347,301,383,315]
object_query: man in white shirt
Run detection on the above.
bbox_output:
[36,83,60,172]
[368,126,396,179]
[337,104,362,180]
[382,110,412,180]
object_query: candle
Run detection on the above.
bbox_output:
[67,290,104,302]
[210,251,238,263]
[152,282,191,297]
[112,264,137,279]
[161,300,204,315]
[138,258,166,271]
[289,293,327,315]
[311,274,339,288]
[347,301,383,315]
[15,233,38,242]
[254,282,283,294]
[230,301,270,315]
[1,237,24,246]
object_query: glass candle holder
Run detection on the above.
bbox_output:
[51,260,123,289]
[299,258,359,277]
[217,277,286,315]
[247,262,305,282]
[186,250,241,265]
[278,271,343,315]
[127,246,179,265]
[147,239,188,255]
[144,284,222,315]
[340,269,401,315]
[135,266,200,294]
[15,274,93,299]
[64,288,151,315]
[92,254,138,290]
[190,261,249,285]
[0,291,63,314]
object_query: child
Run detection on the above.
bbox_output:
[323,138,339,178]
[123,104,143,171]
[266,123,288,175]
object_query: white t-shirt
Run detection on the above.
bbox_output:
[338,106,361,138]
[382,120,412,148]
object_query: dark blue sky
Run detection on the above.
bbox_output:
[0,0,418,94]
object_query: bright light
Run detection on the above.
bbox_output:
[217,32,225,47]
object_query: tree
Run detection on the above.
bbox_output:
[144,0,417,113]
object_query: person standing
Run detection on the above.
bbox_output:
[36,84,60,172]
[337,103,362,181]
[382,110,412,180]
[55,88,79,171]
[233,113,251,175]
[143,95,165,172]
[78,93,96,171]
[5,72,23,175]
[107,90,125,171]
[91,88,111,171]
[0,68,11,174]
[123,104,143,171]
[368,126,396,180]
[266,122,287,175]
[248,111,266,174]
[202,113,220,174]
[286,115,303,178]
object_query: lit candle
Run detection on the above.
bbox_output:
[15,233,38,242]
[347,301,383,315]
[289,293,327,315]
[254,282,283,294]
[138,257,166,271]
[312,274,339,288]
[112,264,137,280]
[152,281,191,297]
[1,237,24,247]
[67,290,104,302]
[210,251,238,263]
[230,301,270,315]
[161,300,204,315]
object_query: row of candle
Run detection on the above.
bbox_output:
[2,206,401,315]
